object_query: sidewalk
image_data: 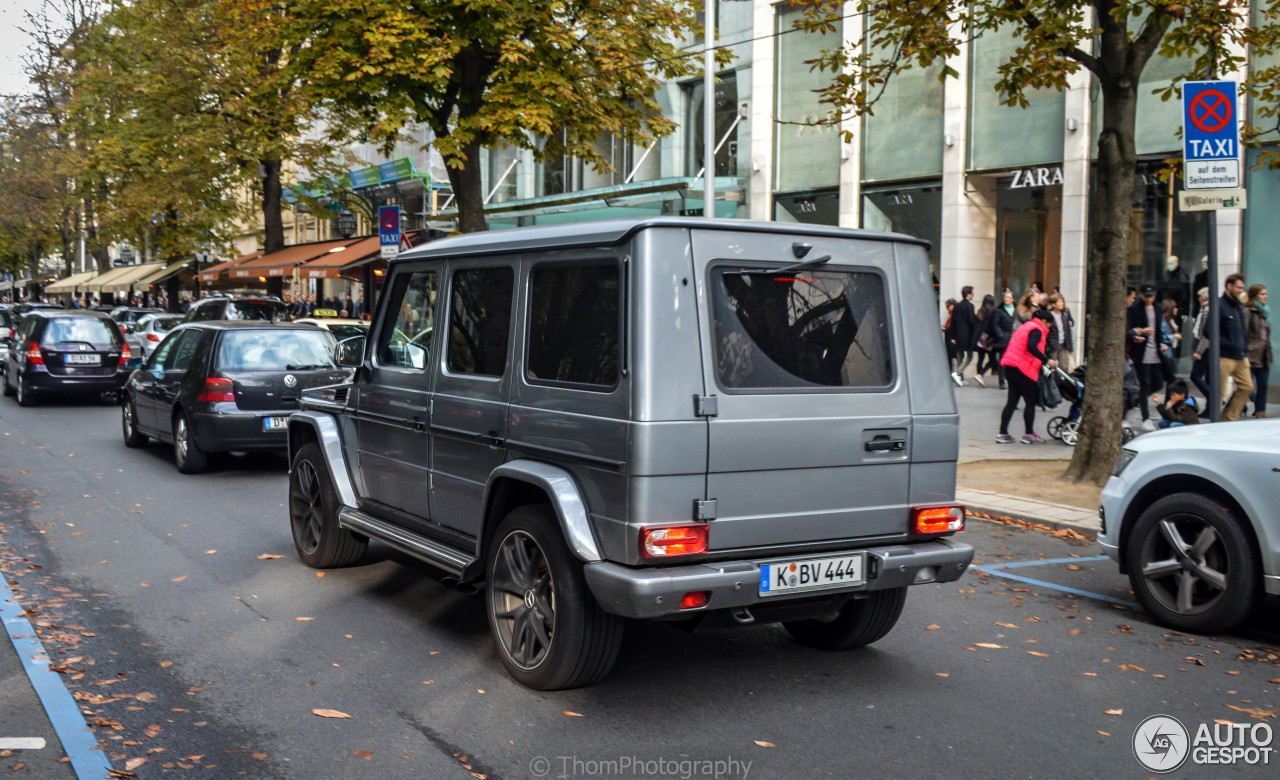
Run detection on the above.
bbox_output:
[0,591,79,778]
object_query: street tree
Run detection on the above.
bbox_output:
[796,0,1280,483]
[288,0,711,233]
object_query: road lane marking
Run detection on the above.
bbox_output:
[1,581,115,779]
[0,738,46,750]
[969,555,1135,607]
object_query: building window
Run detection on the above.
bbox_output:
[773,5,840,191]
[968,24,1065,170]
[861,16,944,182]
[774,188,840,226]
[685,71,740,179]
[861,183,942,290]
[486,146,519,204]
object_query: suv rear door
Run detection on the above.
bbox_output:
[693,229,912,552]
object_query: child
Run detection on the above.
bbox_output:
[1152,379,1200,428]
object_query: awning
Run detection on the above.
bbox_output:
[199,251,263,283]
[144,257,196,286]
[45,271,100,293]
[228,238,360,279]
[98,262,166,293]
[297,237,381,279]
[83,265,144,293]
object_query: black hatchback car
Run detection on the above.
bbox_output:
[3,310,134,406]
[120,322,350,472]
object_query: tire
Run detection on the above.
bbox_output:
[15,375,34,407]
[1046,416,1066,440]
[1125,492,1261,634]
[1061,420,1079,446]
[783,587,907,650]
[172,410,208,474]
[288,442,367,568]
[2,371,13,397]
[485,505,623,690]
[122,398,148,448]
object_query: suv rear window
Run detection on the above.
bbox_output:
[217,330,337,371]
[44,317,119,345]
[224,301,289,322]
[526,262,620,389]
[710,267,892,390]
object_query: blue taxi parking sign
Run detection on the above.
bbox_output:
[379,205,400,258]
[1182,81,1241,190]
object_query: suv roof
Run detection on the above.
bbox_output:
[23,309,110,320]
[396,216,930,264]
[179,320,313,331]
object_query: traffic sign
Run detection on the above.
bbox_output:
[1182,81,1241,190]
[379,205,400,259]
[1179,189,1247,212]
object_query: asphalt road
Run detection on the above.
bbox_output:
[1,395,1277,779]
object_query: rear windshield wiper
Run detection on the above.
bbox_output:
[739,255,831,276]
[286,363,332,371]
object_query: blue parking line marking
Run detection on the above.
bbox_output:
[0,581,115,780]
[969,555,1134,607]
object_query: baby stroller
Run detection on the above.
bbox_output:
[1047,363,1139,445]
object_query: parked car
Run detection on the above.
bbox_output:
[126,313,183,360]
[110,307,164,337]
[292,316,368,342]
[0,306,13,372]
[3,310,135,406]
[183,296,289,324]
[285,217,973,690]
[120,322,350,473]
[1099,424,1280,634]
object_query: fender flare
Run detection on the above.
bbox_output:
[287,412,358,508]
[483,460,602,563]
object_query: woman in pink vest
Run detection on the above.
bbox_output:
[996,309,1058,444]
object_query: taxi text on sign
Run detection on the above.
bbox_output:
[379,205,400,259]
[1182,81,1241,191]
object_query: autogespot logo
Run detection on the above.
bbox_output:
[1133,715,1190,773]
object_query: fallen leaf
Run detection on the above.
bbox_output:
[170,576,187,583]
[134,692,156,703]
[316,572,325,578]
[477,689,485,694]
[422,681,433,685]
[1225,704,1276,721]
[251,753,267,760]
[257,554,285,560]
[1027,651,1050,658]
[1214,719,1237,726]
[179,755,204,761]
[205,550,216,555]
[1067,564,1081,571]
[995,622,1018,629]
[974,643,1005,649]
[1105,709,1123,716]
[352,751,373,760]
[753,741,775,748]
[924,624,940,630]
[311,709,352,719]
[294,617,314,622]
[935,673,950,677]
[1068,629,1084,636]
[159,661,173,668]
[1097,731,1111,737]
[1226,670,1241,676]
[143,724,161,738]
[563,711,583,717]
[124,757,147,770]
[1118,665,1146,672]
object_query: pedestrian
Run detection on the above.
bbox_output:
[1151,379,1200,428]
[1126,287,1137,308]
[1159,298,1182,384]
[1218,273,1253,421]
[1127,282,1167,427]
[1016,290,1039,323]
[972,293,996,386]
[1246,283,1271,418]
[988,290,1017,389]
[1046,293,1075,371]
[996,309,1057,444]
[942,298,958,375]
[950,286,979,386]
[1190,287,1212,414]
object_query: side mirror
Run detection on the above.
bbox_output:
[335,335,365,368]
[123,357,143,370]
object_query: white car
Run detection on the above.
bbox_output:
[1099,422,1280,633]
[127,313,183,360]
[292,317,367,342]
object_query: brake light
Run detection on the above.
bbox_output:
[197,377,235,403]
[119,343,132,365]
[145,333,160,342]
[25,344,43,365]
[912,505,965,535]
[678,591,710,610]
[640,524,708,558]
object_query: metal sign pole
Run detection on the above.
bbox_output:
[703,0,715,218]
[1207,214,1220,422]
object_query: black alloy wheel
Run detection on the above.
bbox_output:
[172,411,208,473]
[288,442,366,568]
[122,398,148,447]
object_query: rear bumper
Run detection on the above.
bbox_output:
[192,409,292,452]
[21,366,127,394]
[583,537,974,619]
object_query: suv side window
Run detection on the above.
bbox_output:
[447,267,514,377]
[526,261,620,389]
[165,329,202,371]
[376,271,438,368]
[188,303,218,322]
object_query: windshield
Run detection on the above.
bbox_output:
[44,317,119,345]
[154,318,180,333]
[224,301,289,322]
[217,329,337,371]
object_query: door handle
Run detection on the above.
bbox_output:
[412,419,427,433]
[864,436,906,452]
[483,431,505,448]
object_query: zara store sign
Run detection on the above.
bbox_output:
[1008,166,1064,189]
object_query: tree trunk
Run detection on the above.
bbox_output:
[261,158,285,253]
[1064,75,1138,484]
[444,135,488,234]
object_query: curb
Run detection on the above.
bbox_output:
[963,502,1100,539]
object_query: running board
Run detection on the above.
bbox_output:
[338,508,477,579]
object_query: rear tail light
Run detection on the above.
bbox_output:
[145,333,160,342]
[119,343,132,365]
[640,524,708,558]
[197,377,235,403]
[678,591,710,610]
[25,344,44,365]
[912,505,965,535]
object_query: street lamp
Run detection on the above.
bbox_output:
[335,210,358,238]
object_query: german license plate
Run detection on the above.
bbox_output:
[65,353,101,365]
[759,553,866,597]
[263,417,289,431]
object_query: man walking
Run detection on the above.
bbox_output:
[950,286,979,386]
[1127,282,1166,426]
[1218,273,1253,421]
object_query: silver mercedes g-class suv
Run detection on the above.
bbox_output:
[286,218,973,690]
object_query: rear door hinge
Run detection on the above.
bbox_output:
[693,498,718,521]
[693,394,718,417]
